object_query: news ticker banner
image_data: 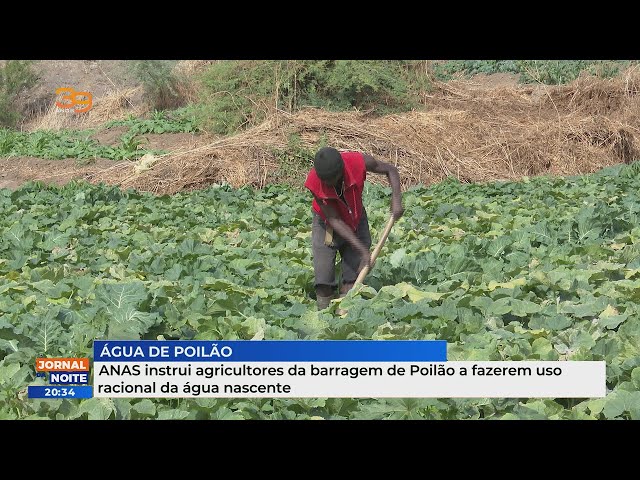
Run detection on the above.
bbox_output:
[84,340,606,399]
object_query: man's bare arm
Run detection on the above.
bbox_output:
[363,154,404,220]
[314,195,371,270]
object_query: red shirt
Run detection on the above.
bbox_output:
[304,151,367,231]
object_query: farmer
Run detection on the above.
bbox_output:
[304,146,404,309]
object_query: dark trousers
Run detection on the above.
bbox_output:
[311,208,372,290]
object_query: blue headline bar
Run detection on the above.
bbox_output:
[28,386,93,399]
[94,340,447,362]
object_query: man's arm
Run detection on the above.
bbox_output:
[363,154,404,220]
[314,195,371,271]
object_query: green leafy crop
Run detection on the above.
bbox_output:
[2,162,640,419]
[0,128,164,162]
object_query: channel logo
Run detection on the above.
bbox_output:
[55,87,93,113]
[28,357,93,399]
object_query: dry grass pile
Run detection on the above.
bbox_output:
[85,71,640,194]
[25,87,146,132]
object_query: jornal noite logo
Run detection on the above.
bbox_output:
[28,357,93,399]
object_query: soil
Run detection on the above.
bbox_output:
[0,157,120,190]
[91,126,130,146]
[90,128,204,151]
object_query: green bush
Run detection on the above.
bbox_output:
[516,60,633,84]
[128,60,186,111]
[0,93,18,129]
[193,60,430,135]
[431,60,521,80]
[431,60,636,85]
[296,60,421,111]
[191,61,273,135]
[0,60,39,128]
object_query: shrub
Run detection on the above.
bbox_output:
[0,60,39,128]
[192,60,430,135]
[128,60,187,111]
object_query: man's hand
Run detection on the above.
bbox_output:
[392,199,404,221]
